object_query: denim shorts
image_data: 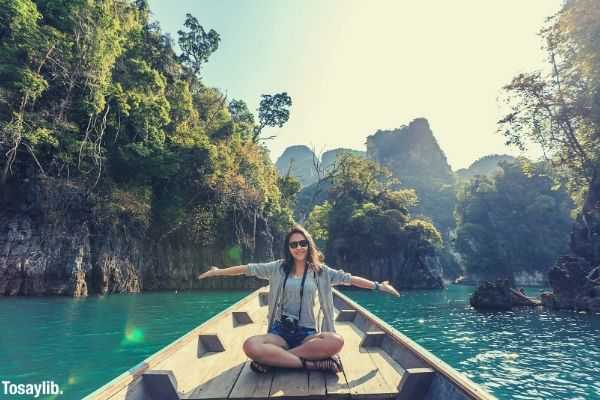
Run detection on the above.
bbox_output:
[269,320,317,348]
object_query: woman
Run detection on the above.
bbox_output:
[197,225,399,373]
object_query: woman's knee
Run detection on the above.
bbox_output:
[323,332,344,353]
[243,336,260,358]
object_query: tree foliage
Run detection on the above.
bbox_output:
[177,13,220,76]
[305,154,442,262]
[499,0,600,187]
[252,92,292,143]
[0,1,295,257]
[454,159,574,279]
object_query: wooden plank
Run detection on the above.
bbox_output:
[360,332,386,348]
[151,301,267,399]
[334,322,396,398]
[323,367,350,398]
[312,296,350,398]
[365,348,405,391]
[228,361,273,399]
[233,311,254,325]
[269,369,309,398]
[198,334,225,354]
[259,291,269,307]
[307,370,327,398]
[105,378,148,400]
[226,317,272,399]
[396,368,435,400]
[184,316,267,399]
[86,289,264,400]
[333,289,496,400]
[335,309,357,322]
[141,371,179,400]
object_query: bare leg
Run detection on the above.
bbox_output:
[289,332,344,360]
[243,334,303,368]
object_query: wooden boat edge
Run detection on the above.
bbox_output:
[82,288,263,400]
[84,287,497,400]
[332,288,497,400]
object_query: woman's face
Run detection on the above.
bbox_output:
[288,232,309,262]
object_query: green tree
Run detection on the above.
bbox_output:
[499,0,600,187]
[228,99,255,139]
[454,160,573,280]
[252,92,292,142]
[177,13,220,76]
[305,154,442,271]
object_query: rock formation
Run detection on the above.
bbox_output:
[470,279,541,310]
[541,256,600,313]
[0,178,272,296]
[543,172,600,313]
[275,145,318,187]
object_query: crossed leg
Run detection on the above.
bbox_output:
[243,332,344,369]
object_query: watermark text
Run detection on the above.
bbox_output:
[2,380,63,398]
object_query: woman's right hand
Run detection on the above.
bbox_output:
[197,266,220,280]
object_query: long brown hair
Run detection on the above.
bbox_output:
[282,224,323,273]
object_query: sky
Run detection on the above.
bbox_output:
[147,0,564,170]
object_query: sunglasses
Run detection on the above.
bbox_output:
[289,240,309,249]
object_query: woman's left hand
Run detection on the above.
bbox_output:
[380,281,400,297]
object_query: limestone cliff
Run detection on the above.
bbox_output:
[543,172,600,313]
[275,145,317,187]
[326,234,444,290]
[366,118,455,237]
[0,178,271,296]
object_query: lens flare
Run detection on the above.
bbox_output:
[225,245,242,264]
[121,326,145,345]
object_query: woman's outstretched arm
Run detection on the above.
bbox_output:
[197,265,248,280]
[350,276,400,297]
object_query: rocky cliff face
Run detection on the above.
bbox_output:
[366,118,456,238]
[275,145,317,187]
[571,172,600,267]
[470,280,541,311]
[327,238,444,290]
[542,256,600,312]
[366,118,454,185]
[0,178,271,296]
[543,172,600,313]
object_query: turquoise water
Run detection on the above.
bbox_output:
[0,285,599,399]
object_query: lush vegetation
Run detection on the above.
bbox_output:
[304,154,442,262]
[499,0,600,210]
[454,159,573,280]
[497,0,600,270]
[0,0,296,254]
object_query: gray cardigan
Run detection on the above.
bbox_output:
[246,260,352,333]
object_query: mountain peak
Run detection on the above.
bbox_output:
[367,118,453,183]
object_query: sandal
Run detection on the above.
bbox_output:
[305,355,343,373]
[250,360,271,374]
[300,357,308,370]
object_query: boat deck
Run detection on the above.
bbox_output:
[85,289,495,400]
[179,321,405,399]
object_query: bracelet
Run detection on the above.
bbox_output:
[373,281,380,291]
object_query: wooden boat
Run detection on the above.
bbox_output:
[84,288,497,400]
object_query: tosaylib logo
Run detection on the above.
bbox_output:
[2,380,63,398]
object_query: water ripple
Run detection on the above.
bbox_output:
[345,285,600,400]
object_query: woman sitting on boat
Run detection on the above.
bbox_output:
[197,224,400,374]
